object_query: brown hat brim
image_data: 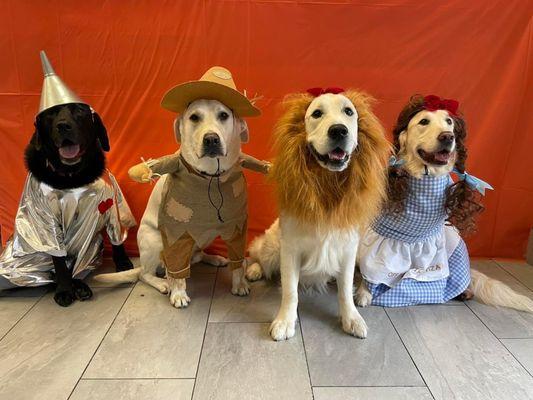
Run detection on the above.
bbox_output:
[161,81,261,117]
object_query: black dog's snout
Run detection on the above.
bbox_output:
[328,124,348,141]
[203,133,221,147]
[56,121,72,132]
[438,132,454,144]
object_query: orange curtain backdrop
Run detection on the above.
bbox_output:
[0,0,531,258]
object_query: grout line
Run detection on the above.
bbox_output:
[298,309,315,400]
[383,308,436,400]
[80,377,196,381]
[311,385,430,388]
[191,266,219,399]
[464,301,533,379]
[67,283,137,400]
[0,290,48,342]
[490,259,533,292]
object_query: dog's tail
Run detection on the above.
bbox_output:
[93,268,141,284]
[248,219,281,280]
[471,269,533,313]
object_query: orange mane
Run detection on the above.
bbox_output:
[270,90,390,231]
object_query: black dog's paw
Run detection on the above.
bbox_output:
[114,257,134,272]
[72,279,93,301]
[54,290,76,307]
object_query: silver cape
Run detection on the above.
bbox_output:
[0,171,136,288]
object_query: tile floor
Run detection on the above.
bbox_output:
[1,258,533,400]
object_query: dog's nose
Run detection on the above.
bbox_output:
[56,121,72,132]
[203,133,221,147]
[328,124,348,141]
[438,132,454,144]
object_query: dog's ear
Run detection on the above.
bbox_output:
[32,119,42,150]
[235,117,249,143]
[398,130,407,151]
[92,112,110,152]
[174,117,183,143]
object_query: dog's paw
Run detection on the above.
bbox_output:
[72,279,93,301]
[355,285,372,307]
[341,312,368,339]
[202,253,228,267]
[54,289,76,307]
[269,318,296,341]
[155,280,170,294]
[245,262,263,282]
[231,279,250,296]
[170,290,191,308]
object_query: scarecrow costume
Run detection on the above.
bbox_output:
[358,96,493,307]
[0,52,135,290]
[138,66,268,280]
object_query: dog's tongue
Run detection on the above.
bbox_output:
[329,148,346,161]
[59,144,80,159]
[434,151,451,162]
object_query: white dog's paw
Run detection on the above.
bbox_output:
[231,279,250,296]
[355,284,373,307]
[202,253,229,267]
[170,290,191,308]
[231,268,250,296]
[341,312,368,339]
[140,274,169,294]
[155,280,170,294]
[269,318,296,341]
[245,262,263,282]
[168,278,190,308]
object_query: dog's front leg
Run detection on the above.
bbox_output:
[270,245,299,341]
[111,244,134,272]
[168,277,190,308]
[53,256,92,306]
[231,265,250,296]
[338,250,367,338]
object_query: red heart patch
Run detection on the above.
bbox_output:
[98,198,114,214]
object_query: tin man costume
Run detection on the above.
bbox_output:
[0,51,135,290]
[358,165,492,307]
[139,66,268,280]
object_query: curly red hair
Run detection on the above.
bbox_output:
[387,95,484,235]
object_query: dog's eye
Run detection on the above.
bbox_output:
[446,118,452,125]
[218,111,229,121]
[311,109,323,119]
[189,114,200,122]
[344,107,354,116]
[419,118,430,126]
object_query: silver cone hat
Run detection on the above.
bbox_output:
[38,50,87,116]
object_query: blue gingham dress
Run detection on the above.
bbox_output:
[358,174,470,307]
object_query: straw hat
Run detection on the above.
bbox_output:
[38,50,88,117]
[161,66,260,117]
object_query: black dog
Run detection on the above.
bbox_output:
[24,103,133,307]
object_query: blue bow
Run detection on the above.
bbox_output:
[389,155,406,167]
[452,168,494,195]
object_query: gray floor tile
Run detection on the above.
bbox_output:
[0,296,42,338]
[0,287,131,400]
[387,305,533,400]
[70,379,194,400]
[313,387,433,400]
[209,268,280,322]
[298,290,423,387]
[467,260,533,338]
[495,259,533,291]
[84,272,215,379]
[193,322,312,400]
[502,338,533,376]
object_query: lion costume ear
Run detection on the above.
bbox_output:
[92,111,110,152]
[174,117,182,143]
[235,117,249,143]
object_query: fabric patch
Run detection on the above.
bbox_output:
[166,198,193,223]
[232,177,245,197]
[98,198,114,214]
